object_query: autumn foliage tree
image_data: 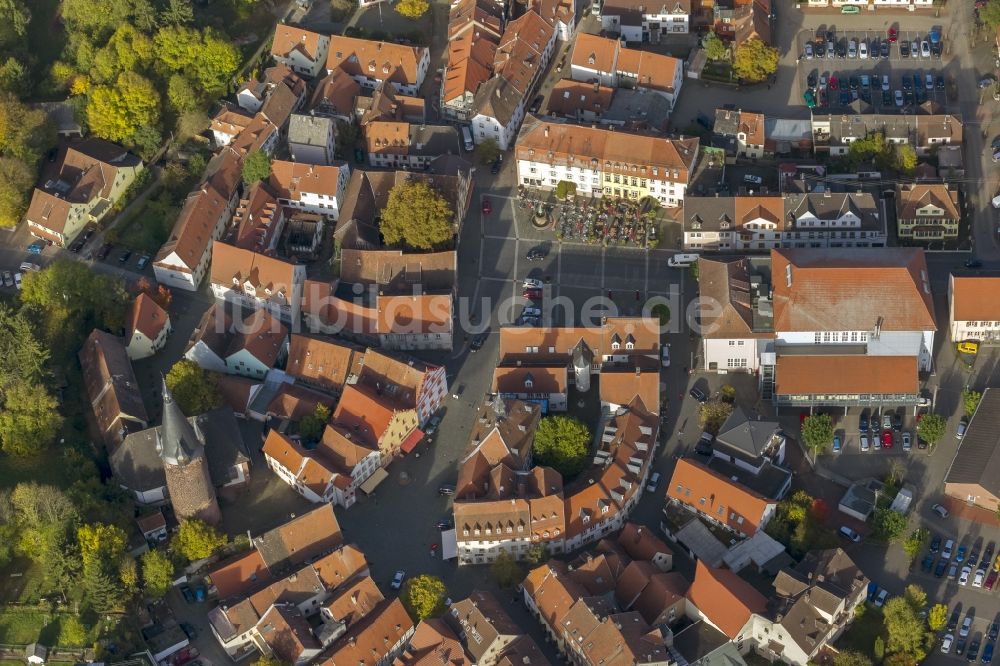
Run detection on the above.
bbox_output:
[732,38,779,82]
[381,180,454,250]
[401,575,447,620]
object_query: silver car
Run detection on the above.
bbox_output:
[848,39,857,58]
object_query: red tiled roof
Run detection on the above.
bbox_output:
[666,458,772,537]
[686,560,767,639]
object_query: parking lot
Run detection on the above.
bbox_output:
[797,28,956,111]
[815,405,930,455]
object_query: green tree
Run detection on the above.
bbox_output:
[651,304,670,326]
[165,360,223,415]
[0,0,30,41]
[57,616,88,647]
[0,381,62,456]
[703,32,728,61]
[20,260,128,357]
[533,415,591,477]
[380,179,454,250]
[61,0,135,43]
[801,414,834,456]
[0,58,26,93]
[883,596,930,661]
[91,25,155,84]
[491,551,524,587]
[82,557,126,611]
[903,584,927,612]
[902,528,929,562]
[401,574,447,620]
[252,657,288,666]
[732,38,779,83]
[0,93,56,163]
[916,413,945,447]
[160,0,194,24]
[894,145,917,175]
[78,523,128,568]
[874,636,885,662]
[927,603,948,631]
[834,651,873,666]
[473,138,500,165]
[962,389,982,417]
[555,180,577,199]
[167,74,200,113]
[298,403,331,443]
[981,0,1000,27]
[873,508,908,543]
[395,0,430,17]
[242,149,272,185]
[720,384,736,404]
[87,71,161,144]
[525,543,549,566]
[699,400,734,434]
[173,519,227,561]
[141,549,175,598]
[153,26,241,96]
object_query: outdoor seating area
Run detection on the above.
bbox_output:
[516,186,661,248]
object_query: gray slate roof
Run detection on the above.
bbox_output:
[112,407,249,491]
[715,406,781,463]
[159,378,203,466]
[945,388,1000,496]
[288,114,334,147]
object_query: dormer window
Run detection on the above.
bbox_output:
[625,341,634,350]
[611,341,620,350]
[588,53,596,65]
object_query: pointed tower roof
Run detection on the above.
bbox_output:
[157,377,204,466]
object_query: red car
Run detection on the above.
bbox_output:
[887,27,898,43]
[829,75,839,91]
[481,198,492,215]
[881,430,893,448]
[523,288,542,300]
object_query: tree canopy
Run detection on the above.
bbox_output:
[927,603,948,631]
[401,575,447,620]
[141,549,175,598]
[298,403,331,443]
[0,381,62,455]
[916,413,946,447]
[533,415,591,478]
[883,595,931,662]
[380,180,454,250]
[473,138,500,166]
[873,507,908,543]
[732,38,778,82]
[801,414,833,455]
[833,651,873,666]
[963,389,982,417]
[87,71,161,145]
[699,400,733,434]
[241,150,272,185]
[491,551,524,588]
[0,155,34,228]
[172,519,227,562]
[396,0,430,17]
[703,32,728,61]
[902,528,929,562]
[165,359,223,415]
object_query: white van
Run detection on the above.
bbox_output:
[667,253,699,268]
[992,193,1000,209]
[461,126,474,152]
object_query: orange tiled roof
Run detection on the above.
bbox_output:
[272,24,328,62]
[770,248,937,333]
[269,160,344,200]
[327,36,426,88]
[285,334,360,394]
[774,355,919,396]
[127,292,169,342]
[951,276,1000,322]
[571,32,619,73]
[666,458,772,536]
[686,560,767,639]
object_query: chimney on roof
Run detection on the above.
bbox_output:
[544,126,549,137]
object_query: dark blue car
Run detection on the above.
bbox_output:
[922,554,935,571]
[983,643,994,664]
[935,560,948,577]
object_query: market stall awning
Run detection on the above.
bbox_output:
[441,528,457,560]
[399,428,424,454]
[359,467,388,494]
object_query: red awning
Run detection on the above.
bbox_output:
[400,428,425,454]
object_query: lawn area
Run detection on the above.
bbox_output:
[0,559,51,605]
[702,60,735,83]
[112,192,181,255]
[0,607,72,645]
[0,454,74,491]
[836,606,885,658]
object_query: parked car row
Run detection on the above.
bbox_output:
[941,607,998,662]
[805,29,941,60]
[924,536,1000,594]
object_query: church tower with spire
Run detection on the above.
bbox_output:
[158,378,221,525]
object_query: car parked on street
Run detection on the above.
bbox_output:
[932,503,950,518]
[960,566,972,585]
[935,560,948,577]
[958,544,968,562]
[882,430,893,448]
[931,534,941,552]
[974,569,986,587]
[481,198,492,215]
[391,570,406,589]
[839,526,861,543]
[943,539,955,559]
[902,432,911,451]
[942,634,954,654]
[689,387,708,403]
[962,615,974,638]
[983,642,994,664]
[860,434,870,452]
